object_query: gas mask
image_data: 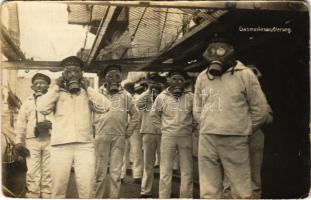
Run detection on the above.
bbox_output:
[105,70,122,94]
[203,42,235,77]
[62,66,83,94]
[31,79,49,98]
[148,82,163,100]
[168,74,186,98]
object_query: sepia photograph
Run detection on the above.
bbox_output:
[0,0,310,199]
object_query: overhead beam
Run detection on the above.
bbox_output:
[2,57,155,71]
[2,61,62,71]
[92,56,153,65]
[54,1,308,12]
[1,59,203,72]
[1,61,146,71]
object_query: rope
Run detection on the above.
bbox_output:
[120,7,147,59]
[158,8,169,50]
[2,186,17,197]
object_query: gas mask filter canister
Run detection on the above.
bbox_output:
[63,71,82,94]
[67,79,81,94]
[60,56,85,94]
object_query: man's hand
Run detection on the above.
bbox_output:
[81,77,90,90]
[55,75,65,88]
[14,143,30,158]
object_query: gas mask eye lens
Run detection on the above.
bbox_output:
[114,74,121,80]
[172,78,178,83]
[207,47,216,55]
[216,47,226,56]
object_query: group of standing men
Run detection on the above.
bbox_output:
[14,33,272,199]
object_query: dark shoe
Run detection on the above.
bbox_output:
[134,178,141,184]
[139,194,152,198]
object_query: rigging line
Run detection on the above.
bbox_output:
[2,186,17,197]
[158,8,169,51]
[131,7,147,42]
[162,25,184,51]
[131,18,182,36]
[2,184,25,198]
[120,7,147,59]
